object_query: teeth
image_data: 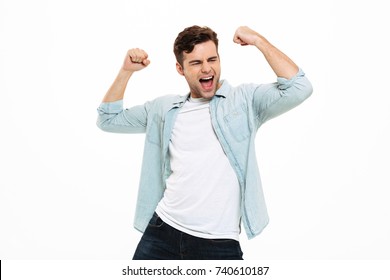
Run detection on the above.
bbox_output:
[200,76,213,81]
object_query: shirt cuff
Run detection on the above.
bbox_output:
[97,99,124,114]
[277,68,305,90]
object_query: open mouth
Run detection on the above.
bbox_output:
[199,76,214,90]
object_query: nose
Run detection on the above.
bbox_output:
[201,61,211,73]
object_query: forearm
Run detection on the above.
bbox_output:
[102,69,134,103]
[101,48,150,103]
[254,35,299,80]
[233,27,299,80]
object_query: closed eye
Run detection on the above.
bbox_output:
[188,56,218,66]
[189,60,202,65]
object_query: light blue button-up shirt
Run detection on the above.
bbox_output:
[97,68,312,239]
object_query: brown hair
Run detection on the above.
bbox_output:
[173,25,219,66]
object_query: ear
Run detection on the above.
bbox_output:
[176,62,184,76]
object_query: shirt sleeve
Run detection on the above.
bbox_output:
[252,68,313,127]
[96,99,148,133]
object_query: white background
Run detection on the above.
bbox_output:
[1,0,389,260]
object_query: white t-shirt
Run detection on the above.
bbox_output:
[156,97,241,240]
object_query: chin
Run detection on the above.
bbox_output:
[200,91,216,99]
[202,85,218,98]
[191,88,215,99]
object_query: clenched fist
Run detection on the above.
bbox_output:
[233,26,263,46]
[122,48,150,72]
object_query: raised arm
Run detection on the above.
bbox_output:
[233,26,312,125]
[233,26,298,79]
[97,49,151,133]
[102,48,150,102]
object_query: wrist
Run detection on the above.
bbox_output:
[118,68,134,82]
[119,67,135,75]
[253,34,266,49]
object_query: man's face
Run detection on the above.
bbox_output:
[176,40,221,99]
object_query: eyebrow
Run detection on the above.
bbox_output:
[188,56,219,64]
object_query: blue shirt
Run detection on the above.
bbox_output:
[97,69,313,239]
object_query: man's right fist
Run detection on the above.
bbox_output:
[122,48,150,72]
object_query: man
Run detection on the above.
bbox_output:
[97,25,312,260]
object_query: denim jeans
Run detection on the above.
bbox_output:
[132,212,244,260]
